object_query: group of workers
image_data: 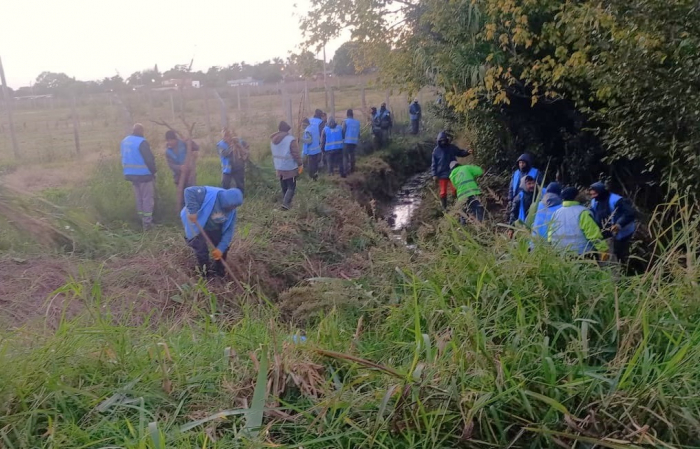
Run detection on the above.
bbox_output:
[119,103,377,275]
[120,107,636,277]
[431,132,637,263]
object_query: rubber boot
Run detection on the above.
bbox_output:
[440,196,448,210]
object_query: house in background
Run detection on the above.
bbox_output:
[227,77,260,87]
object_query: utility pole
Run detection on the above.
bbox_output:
[0,56,20,158]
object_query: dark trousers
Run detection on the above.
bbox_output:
[280,176,297,209]
[411,119,420,134]
[187,229,229,276]
[306,153,321,180]
[327,150,345,177]
[344,144,356,173]
[222,170,245,194]
[461,196,485,223]
[613,236,632,263]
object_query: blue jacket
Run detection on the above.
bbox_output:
[409,103,421,120]
[431,144,469,179]
[591,193,636,240]
[181,186,243,253]
[343,118,361,144]
[217,139,247,174]
[166,140,187,166]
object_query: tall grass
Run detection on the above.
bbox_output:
[1,198,699,447]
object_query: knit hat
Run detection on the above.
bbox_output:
[165,130,177,140]
[561,187,579,201]
[278,121,291,132]
[217,188,244,210]
[546,182,561,196]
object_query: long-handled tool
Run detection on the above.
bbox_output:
[190,219,241,286]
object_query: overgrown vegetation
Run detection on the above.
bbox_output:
[301,0,700,200]
[2,196,699,447]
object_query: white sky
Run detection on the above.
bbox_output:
[0,0,346,88]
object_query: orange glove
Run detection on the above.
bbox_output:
[211,249,223,261]
[600,252,610,262]
[187,213,197,223]
[298,165,304,175]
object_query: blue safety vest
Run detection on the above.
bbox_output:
[121,135,150,176]
[532,200,562,240]
[591,193,636,240]
[324,126,344,151]
[518,191,527,222]
[511,167,540,199]
[550,205,592,255]
[180,187,236,240]
[166,140,187,165]
[303,122,321,155]
[344,118,361,144]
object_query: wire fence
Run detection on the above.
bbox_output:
[0,77,432,169]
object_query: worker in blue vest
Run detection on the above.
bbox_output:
[509,175,538,226]
[409,99,422,134]
[510,153,542,201]
[302,117,322,181]
[321,118,346,177]
[549,187,609,259]
[588,182,636,263]
[342,109,361,173]
[373,103,393,147]
[217,128,250,194]
[182,186,243,277]
[121,123,157,230]
[531,182,563,246]
[165,130,199,201]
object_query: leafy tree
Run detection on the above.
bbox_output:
[300,0,700,199]
[332,42,360,75]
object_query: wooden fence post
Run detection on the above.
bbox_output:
[213,89,228,130]
[71,96,81,155]
[329,88,336,121]
[203,88,212,135]
[170,92,176,121]
[0,56,20,158]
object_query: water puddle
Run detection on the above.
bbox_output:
[386,171,431,246]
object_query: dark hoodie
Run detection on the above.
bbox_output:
[270,131,302,179]
[588,182,636,236]
[431,143,470,179]
[510,153,542,199]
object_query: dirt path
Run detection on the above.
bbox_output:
[1,150,106,192]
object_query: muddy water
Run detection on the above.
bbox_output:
[386,171,432,242]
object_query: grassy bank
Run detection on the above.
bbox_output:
[2,201,700,448]
[2,130,700,447]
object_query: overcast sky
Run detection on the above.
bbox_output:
[1,0,345,88]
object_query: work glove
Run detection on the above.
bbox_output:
[600,252,610,262]
[298,165,304,175]
[610,224,621,235]
[211,249,223,261]
[187,213,197,223]
[507,229,514,239]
